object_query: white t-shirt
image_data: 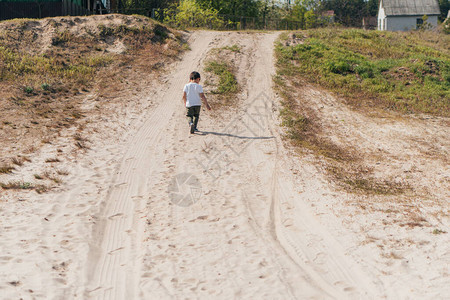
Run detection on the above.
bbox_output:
[183,82,203,107]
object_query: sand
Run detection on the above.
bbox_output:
[0,29,449,299]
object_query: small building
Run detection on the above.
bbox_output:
[378,0,441,31]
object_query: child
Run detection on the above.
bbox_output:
[183,71,211,134]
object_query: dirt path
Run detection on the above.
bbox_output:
[1,30,448,299]
[81,31,382,299]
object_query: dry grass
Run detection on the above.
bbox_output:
[273,73,410,196]
[11,157,24,166]
[0,165,14,174]
[56,169,69,176]
[45,158,61,163]
[0,14,186,171]
[1,181,34,190]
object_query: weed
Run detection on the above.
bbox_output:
[221,45,241,53]
[1,181,34,190]
[45,158,60,163]
[21,156,31,163]
[41,83,50,91]
[0,165,14,174]
[56,169,69,176]
[35,185,49,194]
[34,174,44,180]
[48,176,62,184]
[98,24,115,37]
[87,55,114,68]
[51,30,73,46]
[24,86,34,94]
[432,229,447,234]
[75,141,90,149]
[74,133,88,142]
[11,157,24,166]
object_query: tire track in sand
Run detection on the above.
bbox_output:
[85,31,219,300]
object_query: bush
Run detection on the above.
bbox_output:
[163,0,225,30]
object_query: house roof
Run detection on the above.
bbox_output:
[381,0,441,16]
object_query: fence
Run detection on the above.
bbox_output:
[0,4,303,31]
[150,8,303,31]
[0,0,91,21]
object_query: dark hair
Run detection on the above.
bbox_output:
[190,71,201,80]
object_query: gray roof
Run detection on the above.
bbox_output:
[382,0,441,16]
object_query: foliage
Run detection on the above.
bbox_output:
[117,0,177,12]
[365,0,379,17]
[319,0,366,27]
[163,0,226,29]
[438,0,450,22]
[196,0,260,18]
[443,15,450,34]
[304,10,318,29]
[276,28,450,116]
[417,15,433,31]
[117,0,381,29]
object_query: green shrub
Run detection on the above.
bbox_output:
[163,0,225,30]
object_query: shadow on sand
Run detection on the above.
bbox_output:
[195,131,275,140]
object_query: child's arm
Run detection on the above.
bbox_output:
[200,93,211,110]
[182,92,187,106]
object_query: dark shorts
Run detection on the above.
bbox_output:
[186,106,201,128]
[186,105,201,117]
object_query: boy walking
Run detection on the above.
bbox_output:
[183,71,211,134]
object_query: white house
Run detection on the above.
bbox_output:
[378,0,441,31]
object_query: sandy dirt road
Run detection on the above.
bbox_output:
[1,30,448,300]
[82,31,381,299]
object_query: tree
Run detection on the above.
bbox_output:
[196,0,260,17]
[163,0,226,29]
[319,0,365,26]
[304,10,318,28]
[438,0,450,22]
[118,0,177,12]
[366,0,378,17]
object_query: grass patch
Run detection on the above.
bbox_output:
[276,28,450,116]
[274,44,410,195]
[1,181,34,190]
[326,165,409,195]
[205,60,238,95]
[221,44,241,53]
[203,45,241,109]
